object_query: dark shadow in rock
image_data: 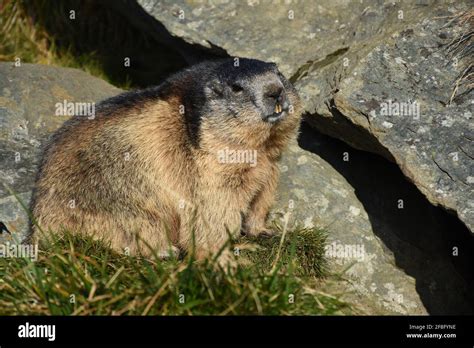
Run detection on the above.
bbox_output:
[107,0,229,65]
[23,0,227,88]
[298,121,474,314]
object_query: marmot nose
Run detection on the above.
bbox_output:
[264,83,289,112]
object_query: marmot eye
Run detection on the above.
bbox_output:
[231,83,244,93]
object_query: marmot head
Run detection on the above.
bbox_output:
[202,58,299,123]
[168,58,302,148]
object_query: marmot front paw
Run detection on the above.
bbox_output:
[242,227,277,238]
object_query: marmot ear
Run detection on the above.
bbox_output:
[205,78,224,97]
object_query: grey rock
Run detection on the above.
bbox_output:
[0,63,121,243]
[274,140,426,314]
[135,0,421,77]
[299,5,473,232]
[296,125,474,314]
[273,127,474,314]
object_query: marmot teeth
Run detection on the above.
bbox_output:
[275,103,282,113]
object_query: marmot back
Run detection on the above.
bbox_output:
[31,58,302,266]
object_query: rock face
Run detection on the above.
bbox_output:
[136,0,367,76]
[272,125,474,314]
[274,140,426,314]
[131,0,473,232]
[0,63,121,243]
[299,8,474,234]
[293,125,474,315]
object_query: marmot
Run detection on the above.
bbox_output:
[30,58,302,265]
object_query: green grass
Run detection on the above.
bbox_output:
[0,0,112,84]
[0,226,350,315]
